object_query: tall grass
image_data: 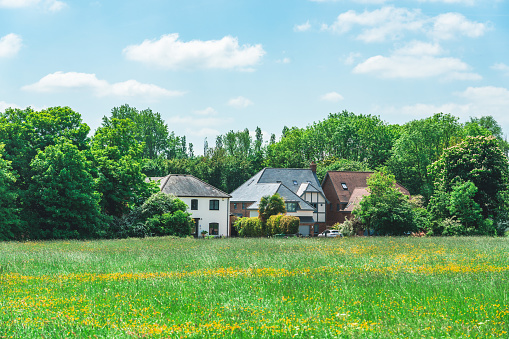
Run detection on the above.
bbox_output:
[0,237,508,338]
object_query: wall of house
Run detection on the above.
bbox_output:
[230,202,252,218]
[322,177,349,226]
[180,197,230,237]
[301,192,327,223]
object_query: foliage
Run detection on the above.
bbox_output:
[316,158,371,182]
[387,113,463,198]
[264,111,397,169]
[26,139,104,239]
[92,118,157,217]
[333,217,364,237]
[353,170,416,235]
[266,215,300,235]
[258,194,286,223]
[234,217,264,237]
[428,135,509,224]
[0,145,20,240]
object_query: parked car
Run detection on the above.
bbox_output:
[318,230,343,238]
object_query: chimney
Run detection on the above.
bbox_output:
[310,161,317,173]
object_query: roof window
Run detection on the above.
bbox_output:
[341,183,348,190]
[293,180,298,185]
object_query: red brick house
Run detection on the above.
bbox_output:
[322,171,410,226]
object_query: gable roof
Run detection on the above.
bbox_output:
[256,168,326,197]
[246,184,315,211]
[344,187,369,212]
[152,174,231,198]
[323,171,410,203]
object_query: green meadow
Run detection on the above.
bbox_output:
[0,237,508,338]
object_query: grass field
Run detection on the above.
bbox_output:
[0,236,508,338]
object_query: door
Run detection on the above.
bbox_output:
[192,218,199,238]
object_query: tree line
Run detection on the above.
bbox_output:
[0,104,508,240]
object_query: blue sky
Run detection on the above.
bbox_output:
[1,0,508,154]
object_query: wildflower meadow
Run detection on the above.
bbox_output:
[0,237,508,338]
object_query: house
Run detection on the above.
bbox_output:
[230,163,327,236]
[150,174,231,237]
[322,171,410,226]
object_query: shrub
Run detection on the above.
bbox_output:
[234,217,264,237]
[280,215,299,234]
[333,217,364,237]
[267,215,284,235]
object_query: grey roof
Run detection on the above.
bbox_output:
[298,216,315,224]
[257,168,326,197]
[296,182,321,197]
[154,174,230,198]
[246,184,315,211]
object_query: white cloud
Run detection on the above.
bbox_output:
[344,52,362,65]
[431,13,489,40]
[492,63,509,75]
[352,41,481,80]
[123,33,265,71]
[0,101,20,111]
[0,34,22,58]
[294,21,311,32]
[194,107,218,116]
[168,115,232,127]
[227,96,253,108]
[276,57,291,64]
[326,6,488,42]
[320,92,344,102]
[389,86,509,133]
[22,71,184,98]
[0,0,67,11]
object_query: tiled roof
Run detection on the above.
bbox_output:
[324,171,410,203]
[152,174,231,198]
[257,168,326,197]
[344,187,369,212]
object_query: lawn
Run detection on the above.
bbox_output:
[0,236,508,338]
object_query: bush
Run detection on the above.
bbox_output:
[280,215,299,234]
[234,217,264,237]
[266,215,299,235]
[333,217,364,237]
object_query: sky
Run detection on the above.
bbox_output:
[1,0,508,154]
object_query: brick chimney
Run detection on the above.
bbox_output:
[310,161,317,173]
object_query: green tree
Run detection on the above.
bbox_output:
[139,192,192,237]
[387,113,463,198]
[91,118,156,218]
[353,170,416,235]
[105,104,170,159]
[26,139,104,239]
[428,136,509,223]
[258,194,286,223]
[0,144,20,240]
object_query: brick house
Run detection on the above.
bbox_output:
[322,171,410,226]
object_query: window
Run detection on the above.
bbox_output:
[286,202,297,212]
[337,204,340,212]
[191,199,198,210]
[233,203,237,209]
[209,200,219,210]
[293,180,298,185]
[242,203,246,209]
[329,203,333,211]
[341,183,348,190]
[209,223,219,235]
[311,203,318,210]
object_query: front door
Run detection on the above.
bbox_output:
[192,218,199,238]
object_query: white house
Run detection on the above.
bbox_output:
[151,174,231,237]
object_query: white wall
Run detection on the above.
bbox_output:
[180,197,230,237]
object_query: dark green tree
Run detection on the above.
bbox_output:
[353,170,416,235]
[258,194,286,223]
[0,145,20,240]
[26,139,104,239]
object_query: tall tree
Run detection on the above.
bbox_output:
[428,135,509,223]
[26,139,104,239]
[0,145,20,240]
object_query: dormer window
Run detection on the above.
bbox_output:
[341,183,348,190]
